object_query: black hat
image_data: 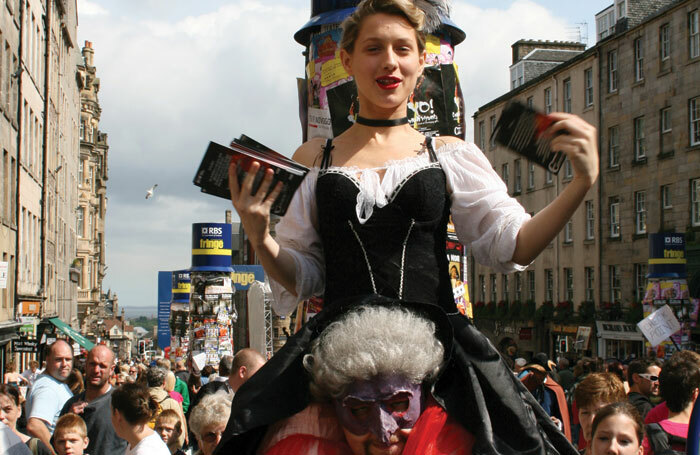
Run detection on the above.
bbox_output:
[524,352,556,373]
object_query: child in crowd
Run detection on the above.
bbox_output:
[154,409,185,455]
[53,413,90,455]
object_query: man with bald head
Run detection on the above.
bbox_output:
[60,344,127,454]
[228,348,266,393]
[25,339,73,449]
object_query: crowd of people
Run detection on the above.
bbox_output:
[506,348,700,454]
[0,340,266,455]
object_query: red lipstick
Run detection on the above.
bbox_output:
[376,76,401,90]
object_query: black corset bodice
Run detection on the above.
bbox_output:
[316,165,455,312]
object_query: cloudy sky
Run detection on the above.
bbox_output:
[75,0,612,312]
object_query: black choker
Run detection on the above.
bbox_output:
[355,116,409,127]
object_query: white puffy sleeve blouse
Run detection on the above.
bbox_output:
[268,141,531,316]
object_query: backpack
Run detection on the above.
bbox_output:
[147,395,177,429]
[645,423,687,455]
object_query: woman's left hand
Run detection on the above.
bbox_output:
[547,112,599,187]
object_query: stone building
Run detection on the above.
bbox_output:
[472,0,698,358]
[0,0,86,375]
[76,41,109,329]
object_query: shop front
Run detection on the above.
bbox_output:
[595,321,644,360]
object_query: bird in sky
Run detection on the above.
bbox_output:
[145,184,158,199]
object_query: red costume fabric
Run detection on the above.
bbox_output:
[262,399,474,455]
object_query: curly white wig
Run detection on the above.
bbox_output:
[303,305,445,399]
[188,390,233,438]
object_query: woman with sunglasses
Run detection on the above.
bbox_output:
[188,391,231,455]
[225,0,597,453]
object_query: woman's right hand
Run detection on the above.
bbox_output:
[228,160,282,248]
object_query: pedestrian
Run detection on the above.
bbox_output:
[0,385,52,454]
[188,390,232,455]
[4,362,28,388]
[642,353,700,455]
[227,349,265,394]
[20,361,40,389]
[52,414,89,455]
[110,383,170,455]
[222,0,597,452]
[25,340,73,449]
[66,369,84,395]
[627,359,662,420]
[146,367,186,448]
[589,402,644,455]
[574,372,627,454]
[154,409,185,455]
[60,344,128,454]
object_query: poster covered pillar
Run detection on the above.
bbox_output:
[157,272,172,352]
[189,223,236,367]
[642,233,699,356]
[168,270,191,361]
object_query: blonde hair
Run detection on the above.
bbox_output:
[164,370,176,392]
[155,409,182,433]
[340,0,426,53]
[54,413,87,439]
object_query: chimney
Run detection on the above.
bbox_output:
[82,40,95,67]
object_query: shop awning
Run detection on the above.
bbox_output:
[596,321,644,341]
[49,318,94,350]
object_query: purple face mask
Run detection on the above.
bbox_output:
[333,374,424,444]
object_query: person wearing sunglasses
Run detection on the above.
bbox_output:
[627,359,662,420]
[188,390,231,455]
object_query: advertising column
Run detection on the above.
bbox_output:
[169,270,191,361]
[643,233,699,356]
[190,223,237,367]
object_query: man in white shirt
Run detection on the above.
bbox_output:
[25,340,73,449]
[20,361,40,389]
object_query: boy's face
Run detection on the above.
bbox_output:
[54,430,89,455]
[155,420,179,445]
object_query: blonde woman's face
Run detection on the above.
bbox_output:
[341,13,425,117]
[590,414,642,455]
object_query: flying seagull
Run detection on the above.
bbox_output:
[145,184,158,199]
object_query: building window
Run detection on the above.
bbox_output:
[77,207,84,238]
[515,273,522,302]
[608,50,618,93]
[661,107,672,133]
[544,87,552,114]
[502,275,509,301]
[586,200,595,239]
[585,267,595,302]
[563,78,572,113]
[584,68,593,107]
[79,120,85,140]
[502,163,510,190]
[634,37,644,81]
[564,220,573,243]
[660,23,671,61]
[490,274,497,302]
[526,96,534,109]
[545,269,553,302]
[527,162,535,189]
[564,157,573,179]
[635,263,647,301]
[692,179,700,226]
[609,125,619,167]
[527,270,535,301]
[634,116,646,160]
[479,274,485,301]
[662,184,672,209]
[691,97,700,146]
[514,159,521,193]
[545,169,553,185]
[478,120,485,151]
[618,1,626,18]
[565,268,574,301]
[610,196,620,238]
[690,10,700,59]
[635,191,647,234]
[511,63,524,89]
[489,115,497,149]
[610,265,621,302]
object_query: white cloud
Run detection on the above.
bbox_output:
[452,0,569,140]
[77,0,108,16]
